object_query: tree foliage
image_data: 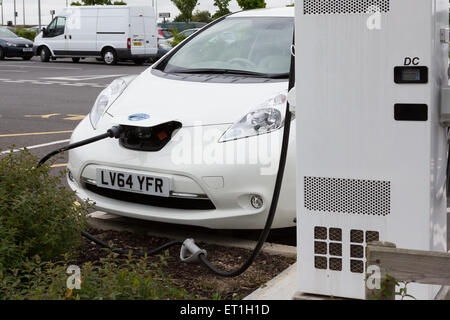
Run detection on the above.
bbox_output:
[192,10,212,23]
[236,0,266,10]
[212,0,231,20]
[170,0,198,23]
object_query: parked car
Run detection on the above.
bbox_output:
[67,7,295,229]
[158,27,172,39]
[33,5,157,65]
[0,27,34,60]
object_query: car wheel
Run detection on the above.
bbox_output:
[72,57,81,63]
[22,56,32,61]
[0,47,5,60]
[102,48,117,65]
[40,47,51,62]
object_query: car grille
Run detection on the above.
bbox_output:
[85,183,216,210]
[119,121,182,152]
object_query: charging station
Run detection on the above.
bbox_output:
[295,0,449,299]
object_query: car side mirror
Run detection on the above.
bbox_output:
[42,27,47,36]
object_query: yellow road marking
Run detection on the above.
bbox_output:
[0,130,73,138]
[50,163,68,168]
[64,114,86,121]
[25,113,61,119]
[23,114,85,121]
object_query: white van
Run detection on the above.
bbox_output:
[33,6,157,65]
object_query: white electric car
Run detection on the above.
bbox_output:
[68,7,296,229]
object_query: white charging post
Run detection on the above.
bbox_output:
[295,0,449,299]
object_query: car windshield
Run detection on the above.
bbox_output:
[162,17,294,77]
[0,28,18,38]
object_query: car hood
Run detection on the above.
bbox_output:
[108,69,289,127]
[1,37,33,45]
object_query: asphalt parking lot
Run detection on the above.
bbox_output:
[0,57,150,167]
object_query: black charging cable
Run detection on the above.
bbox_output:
[37,126,123,168]
[81,230,183,257]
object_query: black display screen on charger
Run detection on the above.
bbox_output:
[394,66,428,84]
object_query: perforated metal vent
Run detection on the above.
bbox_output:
[303,0,390,15]
[304,177,391,216]
[313,226,381,273]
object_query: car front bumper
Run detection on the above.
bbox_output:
[67,116,296,230]
[4,46,34,58]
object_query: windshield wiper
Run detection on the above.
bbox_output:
[170,68,289,79]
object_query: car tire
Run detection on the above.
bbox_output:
[0,47,5,60]
[102,48,117,65]
[72,57,81,63]
[40,47,51,62]
[22,56,32,61]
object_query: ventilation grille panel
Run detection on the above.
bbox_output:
[303,0,390,15]
[304,177,391,216]
[313,226,380,274]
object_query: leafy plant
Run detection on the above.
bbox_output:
[0,149,89,272]
[368,273,416,300]
[14,29,38,41]
[168,28,188,47]
[0,251,193,300]
[396,281,416,300]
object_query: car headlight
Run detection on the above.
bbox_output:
[89,76,137,129]
[6,42,17,47]
[219,93,287,142]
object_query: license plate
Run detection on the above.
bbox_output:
[133,42,143,46]
[96,169,170,197]
[23,48,33,52]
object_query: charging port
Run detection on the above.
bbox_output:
[119,121,182,152]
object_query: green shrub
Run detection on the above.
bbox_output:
[0,252,193,300]
[168,28,188,47]
[0,149,88,272]
[15,29,38,41]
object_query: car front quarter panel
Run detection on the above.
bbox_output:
[67,116,296,229]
